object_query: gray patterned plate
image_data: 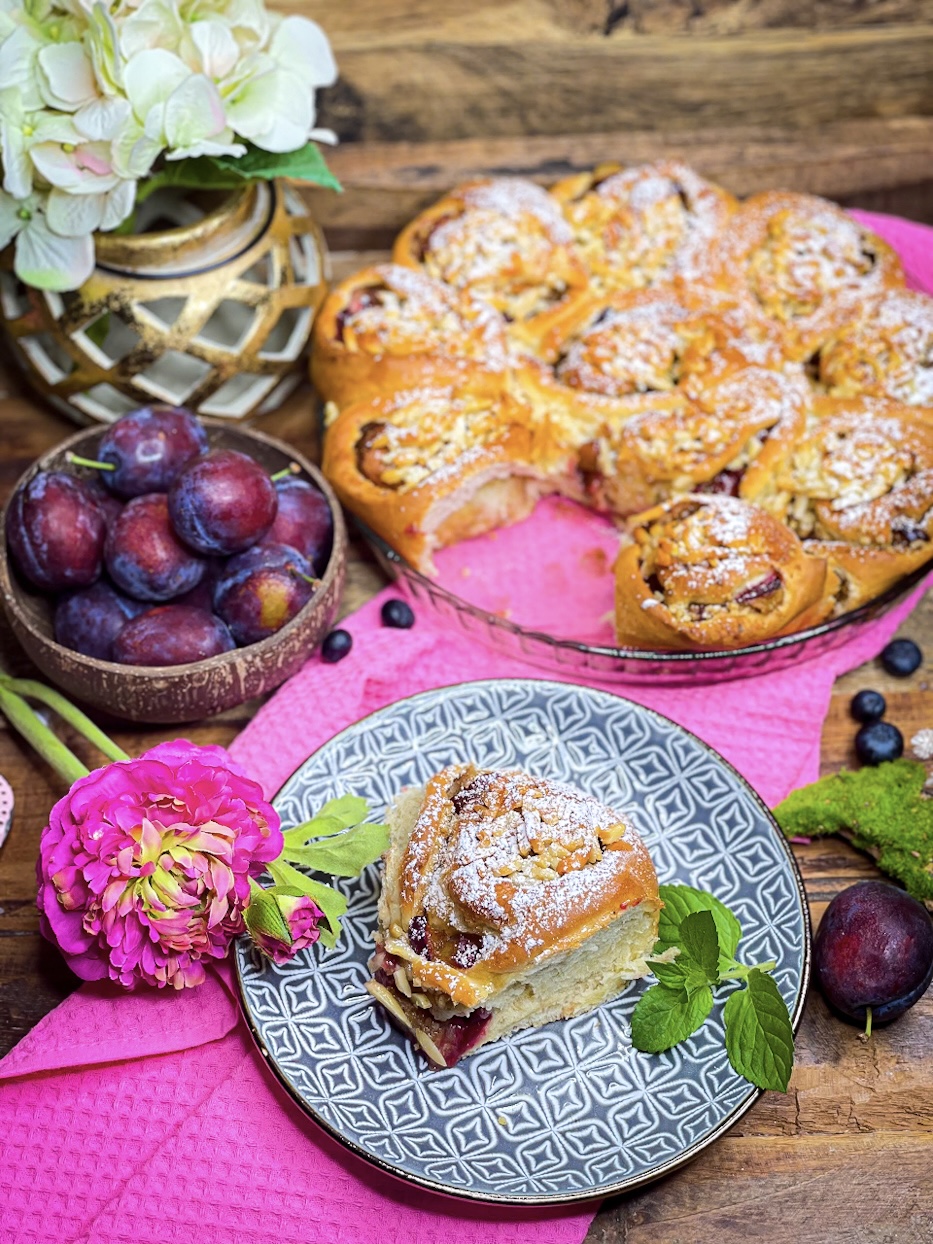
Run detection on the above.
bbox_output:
[235,679,810,1204]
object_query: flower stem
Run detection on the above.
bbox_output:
[0,676,129,763]
[66,452,115,472]
[0,682,89,785]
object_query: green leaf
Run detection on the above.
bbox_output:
[678,910,720,984]
[134,157,245,204]
[285,820,389,877]
[282,795,373,849]
[212,142,341,191]
[723,968,795,1092]
[244,888,291,943]
[653,956,714,996]
[656,883,742,965]
[266,859,347,948]
[630,983,714,1054]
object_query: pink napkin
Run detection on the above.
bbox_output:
[1,210,931,1244]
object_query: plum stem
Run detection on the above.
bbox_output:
[288,564,321,588]
[67,452,115,472]
[720,959,777,981]
[271,463,301,482]
[860,1006,873,1042]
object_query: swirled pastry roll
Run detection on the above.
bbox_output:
[549,160,736,291]
[321,379,552,573]
[392,177,590,353]
[747,396,933,608]
[310,264,511,406]
[545,286,791,394]
[614,494,835,650]
[366,763,660,1068]
[708,191,904,358]
[581,365,809,515]
[815,290,933,410]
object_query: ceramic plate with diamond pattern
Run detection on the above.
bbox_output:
[235,678,810,1204]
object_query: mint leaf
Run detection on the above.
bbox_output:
[212,142,341,191]
[631,983,714,1053]
[285,820,389,877]
[653,956,714,995]
[657,884,742,964]
[723,968,795,1092]
[678,910,720,983]
[266,859,347,948]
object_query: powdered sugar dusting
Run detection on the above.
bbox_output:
[403,766,653,970]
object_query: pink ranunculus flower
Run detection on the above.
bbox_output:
[36,740,283,989]
[245,890,323,965]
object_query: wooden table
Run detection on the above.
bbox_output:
[1,261,932,1243]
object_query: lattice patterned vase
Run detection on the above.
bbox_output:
[0,180,328,424]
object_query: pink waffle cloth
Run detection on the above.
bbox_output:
[1,211,932,1244]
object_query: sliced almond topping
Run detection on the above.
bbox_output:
[415,1030,448,1068]
[365,981,413,1031]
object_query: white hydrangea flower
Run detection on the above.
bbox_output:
[0,87,79,197]
[0,187,95,289]
[36,39,98,110]
[0,0,339,290]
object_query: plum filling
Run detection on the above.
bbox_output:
[416,212,459,261]
[891,517,930,548]
[355,422,397,487]
[734,572,783,606]
[408,913,432,957]
[451,932,484,969]
[697,468,744,497]
[370,945,492,1067]
[434,1009,492,1065]
[335,287,383,341]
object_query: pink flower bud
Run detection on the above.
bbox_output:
[245,889,323,965]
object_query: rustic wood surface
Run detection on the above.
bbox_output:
[307,119,933,249]
[1,241,933,1241]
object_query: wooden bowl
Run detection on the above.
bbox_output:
[0,419,346,724]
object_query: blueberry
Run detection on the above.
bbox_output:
[321,628,352,663]
[381,598,415,629]
[850,689,886,724]
[880,639,922,678]
[855,721,904,766]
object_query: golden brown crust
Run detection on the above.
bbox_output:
[388,763,659,1007]
[746,395,933,607]
[614,494,835,650]
[544,284,788,394]
[584,365,810,515]
[549,160,736,291]
[320,377,551,573]
[310,263,511,407]
[317,164,922,649]
[815,289,933,410]
[707,191,905,359]
[392,177,591,355]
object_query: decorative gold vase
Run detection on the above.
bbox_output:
[0,180,328,424]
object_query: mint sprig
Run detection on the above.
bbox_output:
[631,884,795,1092]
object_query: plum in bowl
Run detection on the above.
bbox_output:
[0,420,346,724]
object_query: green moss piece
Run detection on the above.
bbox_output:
[774,759,933,903]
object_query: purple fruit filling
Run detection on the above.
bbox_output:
[335,288,382,342]
[735,571,783,605]
[697,467,744,497]
[434,1009,492,1066]
[451,932,483,969]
